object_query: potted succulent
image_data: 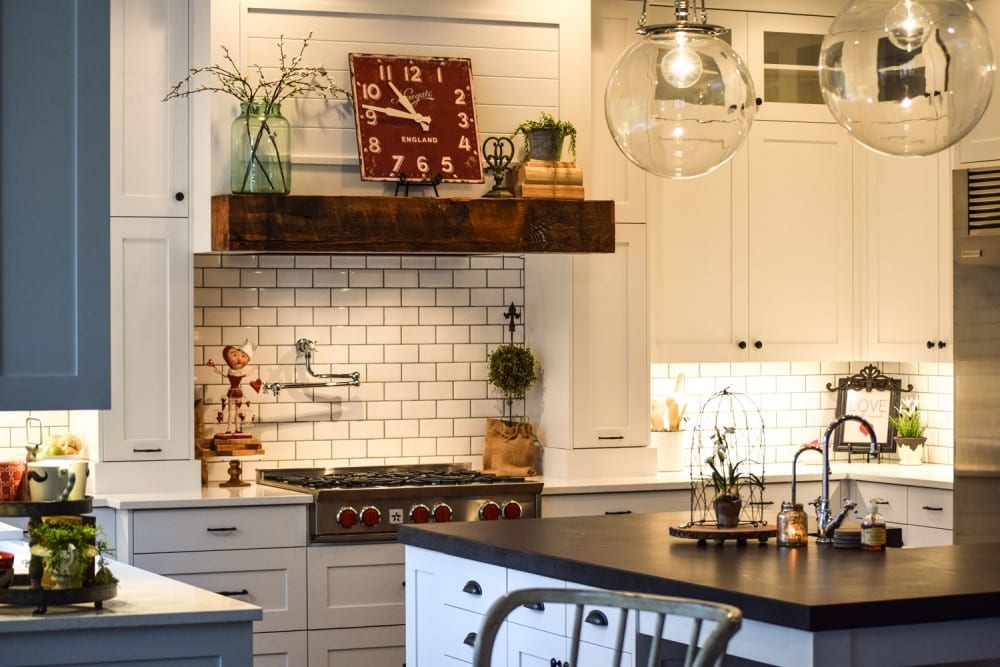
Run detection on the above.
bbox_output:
[28,518,115,590]
[889,397,927,465]
[513,112,578,162]
[705,427,762,527]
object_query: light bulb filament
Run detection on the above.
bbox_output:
[660,36,703,89]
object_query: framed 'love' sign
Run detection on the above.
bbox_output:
[829,364,907,454]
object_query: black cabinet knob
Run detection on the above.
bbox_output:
[927,340,935,349]
[754,340,763,349]
[174,192,185,201]
[738,340,747,349]
[938,340,947,349]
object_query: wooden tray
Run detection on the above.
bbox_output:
[669,521,777,546]
[0,574,116,615]
[0,497,94,518]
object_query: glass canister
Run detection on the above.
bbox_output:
[776,501,809,547]
[230,101,291,194]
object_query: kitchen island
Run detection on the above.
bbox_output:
[399,511,1000,666]
[0,539,260,666]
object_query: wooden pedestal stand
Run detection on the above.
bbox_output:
[196,435,265,487]
[669,522,777,547]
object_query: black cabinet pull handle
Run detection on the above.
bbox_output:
[754,340,763,349]
[462,580,482,595]
[215,589,249,597]
[922,505,944,511]
[927,340,936,349]
[738,340,747,349]
[522,601,545,611]
[132,448,163,453]
[604,510,632,515]
[598,435,624,440]
[871,498,890,505]
[206,526,238,532]
[174,192,185,201]
[585,609,609,626]
[464,632,477,647]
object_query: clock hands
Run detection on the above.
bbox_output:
[361,104,432,129]
[388,81,430,132]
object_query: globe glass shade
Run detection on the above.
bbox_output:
[605,26,757,179]
[819,0,994,156]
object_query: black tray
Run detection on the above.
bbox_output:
[0,574,116,615]
[0,497,94,518]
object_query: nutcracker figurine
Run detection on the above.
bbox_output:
[206,339,263,447]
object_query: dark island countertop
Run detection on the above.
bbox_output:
[397,511,1000,632]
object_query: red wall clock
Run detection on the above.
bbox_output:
[348,53,485,184]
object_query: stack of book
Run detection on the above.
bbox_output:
[507,159,584,199]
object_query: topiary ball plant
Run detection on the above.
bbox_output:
[487,344,538,401]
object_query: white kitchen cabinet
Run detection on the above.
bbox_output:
[119,504,309,663]
[110,0,189,217]
[862,152,953,362]
[542,490,687,518]
[253,631,308,667]
[848,480,953,547]
[650,121,857,362]
[100,0,195,488]
[102,218,192,463]
[956,0,1000,165]
[0,1,110,410]
[527,223,650,476]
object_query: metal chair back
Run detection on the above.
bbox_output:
[471,587,742,667]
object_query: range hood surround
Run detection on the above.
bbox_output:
[211,195,615,254]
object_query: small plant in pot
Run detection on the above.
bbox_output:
[705,427,762,527]
[28,518,116,590]
[484,342,540,475]
[512,112,578,162]
[889,397,927,466]
[487,343,538,422]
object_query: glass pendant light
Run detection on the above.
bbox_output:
[605,0,757,179]
[819,0,995,157]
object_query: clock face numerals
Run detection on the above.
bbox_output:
[349,54,484,183]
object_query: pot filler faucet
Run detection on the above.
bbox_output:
[263,338,361,397]
[792,414,879,544]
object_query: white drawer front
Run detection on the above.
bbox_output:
[436,552,507,614]
[904,524,953,548]
[441,603,505,665]
[507,570,566,636]
[907,487,953,530]
[307,625,405,667]
[132,505,306,553]
[851,481,908,524]
[254,630,308,667]
[134,547,307,633]
[542,491,687,518]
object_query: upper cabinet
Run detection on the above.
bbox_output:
[110,0,189,217]
[862,152,953,362]
[0,1,110,410]
[956,0,1000,165]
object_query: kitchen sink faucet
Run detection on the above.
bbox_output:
[793,414,879,544]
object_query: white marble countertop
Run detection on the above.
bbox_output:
[102,482,312,510]
[537,462,953,494]
[0,540,261,631]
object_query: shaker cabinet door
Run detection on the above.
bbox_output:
[0,1,110,410]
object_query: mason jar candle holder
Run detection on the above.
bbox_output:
[776,501,809,547]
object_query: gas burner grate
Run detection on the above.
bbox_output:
[259,467,527,489]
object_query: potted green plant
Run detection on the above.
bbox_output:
[164,32,349,194]
[513,112,578,162]
[705,427,762,527]
[889,397,927,465]
[483,342,540,475]
[487,343,538,422]
[28,519,116,590]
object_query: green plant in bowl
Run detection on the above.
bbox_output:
[512,112,577,161]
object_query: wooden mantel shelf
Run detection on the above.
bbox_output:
[211,195,615,253]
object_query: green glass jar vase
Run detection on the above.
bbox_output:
[230,101,291,194]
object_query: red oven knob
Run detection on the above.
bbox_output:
[410,504,431,523]
[502,500,523,520]
[432,503,453,523]
[337,507,359,529]
[361,506,381,528]
[479,501,501,521]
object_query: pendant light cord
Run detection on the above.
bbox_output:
[637,0,708,33]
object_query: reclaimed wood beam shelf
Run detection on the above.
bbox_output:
[211,195,615,254]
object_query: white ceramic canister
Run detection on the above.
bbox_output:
[27,457,88,501]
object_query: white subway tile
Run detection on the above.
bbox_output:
[314,421,350,440]
[331,440,368,459]
[367,289,402,307]
[385,270,419,288]
[257,326,296,346]
[418,307,454,325]
[332,400,366,421]
[402,363,436,382]
[240,268,277,288]
[295,403,332,422]
[239,307,276,327]
[315,307,350,326]
[194,254,221,268]
[365,363,402,384]
[470,288,503,306]
[402,401,436,419]
[470,399,501,418]
[259,256,295,269]
[418,270,453,288]
[277,307,313,326]
[453,307,488,326]
[401,256,435,269]
[419,344,454,363]
[454,344,486,363]
[487,269,521,288]
[454,270,487,288]
[436,256,470,270]
[222,288,259,308]
[402,326,436,345]
[402,438,438,457]
[203,268,241,287]
[437,288,470,307]
[470,325,501,344]
[291,256,328,269]
[367,401,402,420]
[384,307,419,326]
[349,345,384,364]
[699,363,731,377]
[331,288,366,307]
[436,437,471,455]
[386,420,419,438]
[790,393,820,410]
[385,382,419,401]
[350,269,384,288]
[385,345,419,364]
[437,400,471,419]
[314,269,350,288]
[259,288,296,307]
[368,438,403,457]
[470,362,489,381]
[420,419,454,437]
[746,376,776,394]
[402,288,436,307]
[437,363,471,382]
[293,289,330,307]
[297,440,332,460]
[277,269,313,288]
[331,256,367,269]
[470,256,503,269]
[454,417,486,437]
[276,421,315,441]
[349,307,384,326]
[367,256,401,269]
[347,382,384,403]
[419,381,453,400]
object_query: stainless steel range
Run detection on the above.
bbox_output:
[256,463,543,543]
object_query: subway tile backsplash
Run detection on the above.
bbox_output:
[651,361,954,466]
[193,253,524,482]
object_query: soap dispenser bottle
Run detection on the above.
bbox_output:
[861,501,887,552]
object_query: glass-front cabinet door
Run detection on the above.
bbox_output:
[747,13,834,122]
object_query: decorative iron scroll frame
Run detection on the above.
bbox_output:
[826,364,912,455]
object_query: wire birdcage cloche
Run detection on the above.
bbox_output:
[689,388,766,527]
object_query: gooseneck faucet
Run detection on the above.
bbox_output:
[811,414,879,543]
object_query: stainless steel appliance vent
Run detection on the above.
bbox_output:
[964,166,1000,235]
